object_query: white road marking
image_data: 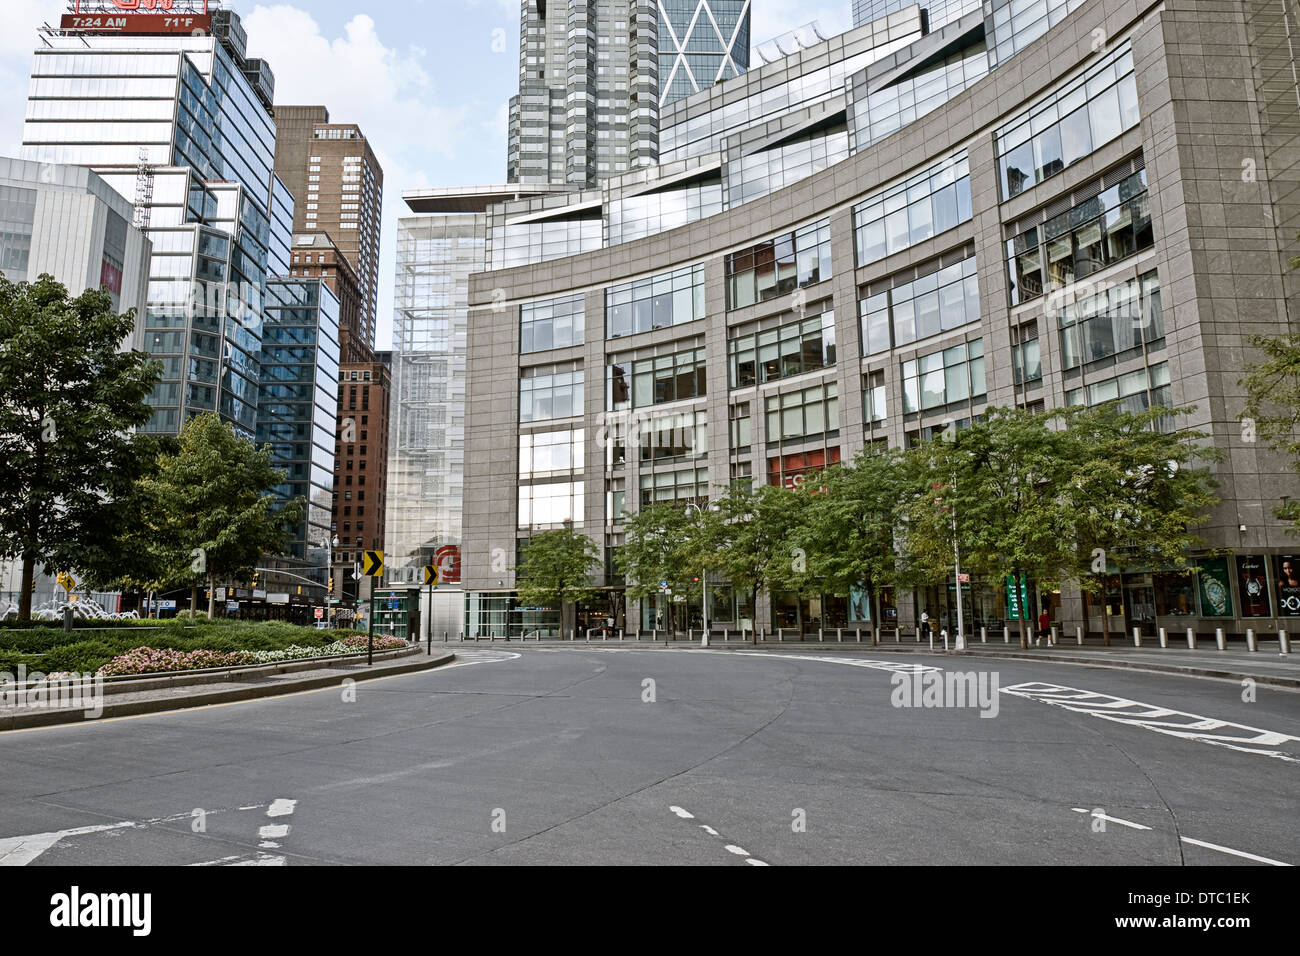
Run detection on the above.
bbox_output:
[1070,807,1151,830]
[731,652,942,675]
[1002,681,1300,762]
[667,806,769,866]
[258,824,290,840]
[0,821,135,866]
[266,799,297,817]
[228,852,286,866]
[1180,837,1291,867]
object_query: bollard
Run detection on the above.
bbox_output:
[702,629,709,648]
[444,631,449,644]
[1186,627,1196,650]
[980,626,987,644]
[619,629,624,642]
[62,606,73,634]
[1075,625,1083,646]
[928,630,935,652]
[1247,628,1257,652]
[836,627,843,643]
[1132,626,1141,648]
[941,630,949,652]
[723,627,729,643]
[818,627,824,643]
[688,628,693,642]
[1003,626,1010,644]
[1158,627,1167,648]
[1215,628,1225,650]
[778,627,785,643]
[653,628,658,643]
[895,629,901,644]
[1050,625,1059,646]
[859,628,866,644]
[1281,630,1291,655]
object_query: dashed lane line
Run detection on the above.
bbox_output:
[668,805,769,866]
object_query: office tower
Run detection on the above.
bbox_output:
[507,0,751,185]
[334,353,391,607]
[272,106,384,363]
[459,0,1300,642]
[256,276,341,600]
[851,0,978,31]
[22,3,288,439]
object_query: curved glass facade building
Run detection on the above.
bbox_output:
[461,0,1300,640]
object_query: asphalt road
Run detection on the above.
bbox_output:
[0,647,1296,866]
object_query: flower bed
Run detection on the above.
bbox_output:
[97,634,409,676]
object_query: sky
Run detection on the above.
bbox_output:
[1,0,853,349]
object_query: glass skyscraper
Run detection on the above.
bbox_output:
[852,0,979,31]
[21,5,289,439]
[659,0,751,107]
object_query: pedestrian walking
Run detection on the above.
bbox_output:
[1037,608,1051,646]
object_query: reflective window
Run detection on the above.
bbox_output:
[988,0,1089,68]
[1064,361,1172,417]
[726,219,832,309]
[520,368,585,422]
[860,255,979,354]
[518,480,584,529]
[519,429,585,479]
[901,340,986,413]
[767,447,842,490]
[608,346,707,411]
[609,178,723,245]
[764,381,840,442]
[521,293,585,354]
[854,151,972,266]
[997,43,1139,199]
[1057,271,1163,370]
[606,264,706,338]
[728,121,850,208]
[1007,169,1153,305]
[850,45,989,152]
[728,310,836,388]
[638,467,709,509]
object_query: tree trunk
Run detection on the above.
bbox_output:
[18,552,36,622]
[207,574,216,618]
[189,584,198,619]
[871,587,883,643]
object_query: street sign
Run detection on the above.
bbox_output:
[314,607,324,620]
[957,573,971,583]
[424,564,439,586]
[362,550,384,577]
[57,572,77,592]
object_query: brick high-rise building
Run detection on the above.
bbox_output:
[273,106,383,362]
[334,353,391,606]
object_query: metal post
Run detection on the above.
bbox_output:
[1215,628,1225,650]
[980,626,987,644]
[1132,626,1141,648]
[1158,627,1167,648]
[1186,627,1196,650]
[1003,626,1010,644]
[1075,625,1082,646]
[367,605,374,666]
[1280,630,1290,655]
[778,627,784,643]
[1247,628,1257,652]
[1050,625,1059,646]
[837,627,842,643]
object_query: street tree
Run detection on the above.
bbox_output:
[138,412,304,616]
[703,480,807,632]
[0,274,162,620]
[1057,402,1220,640]
[794,446,911,637]
[617,500,710,634]
[515,524,601,637]
[1241,332,1300,533]
[902,409,1077,648]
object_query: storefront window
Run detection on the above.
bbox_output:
[1237,554,1272,617]
[1153,571,1196,616]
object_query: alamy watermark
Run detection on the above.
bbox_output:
[890,669,1001,718]
[1,667,104,719]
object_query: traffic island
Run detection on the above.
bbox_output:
[0,645,456,731]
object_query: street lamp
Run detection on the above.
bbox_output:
[686,502,711,644]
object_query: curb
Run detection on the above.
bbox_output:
[0,651,456,731]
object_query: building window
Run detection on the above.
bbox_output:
[767,447,842,490]
[522,293,586,353]
[1058,271,1163,370]
[1007,168,1153,306]
[997,43,1139,200]
[864,369,887,424]
[519,428,585,480]
[607,346,706,411]
[901,340,987,414]
[520,367,584,422]
[854,152,973,267]
[764,382,839,442]
[725,219,832,310]
[860,255,979,355]
[638,467,708,508]
[606,264,706,338]
[518,481,584,528]
[1064,361,1171,418]
[1012,321,1042,386]
[728,310,836,389]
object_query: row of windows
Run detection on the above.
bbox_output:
[728,311,836,389]
[901,339,988,414]
[608,347,708,411]
[860,256,980,356]
[997,44,1139,200]
[1007,168,1153,305]
[725,219,832,310]
[765,382,839,443]
[1058,270,1163,370]
[606,264,706,339]
[854,152,972,267]
[522,293,586,354]
[1065,361,1171,415]
[520,369,584,423]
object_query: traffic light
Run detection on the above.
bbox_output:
[297,585,303,595]
[252,571,260,587]
[328,576,335,594]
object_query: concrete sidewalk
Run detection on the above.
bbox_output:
[0,646,456,731]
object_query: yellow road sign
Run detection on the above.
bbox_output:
[57,572,77,592]
[424,564,439,586]
[362,550,384,577]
